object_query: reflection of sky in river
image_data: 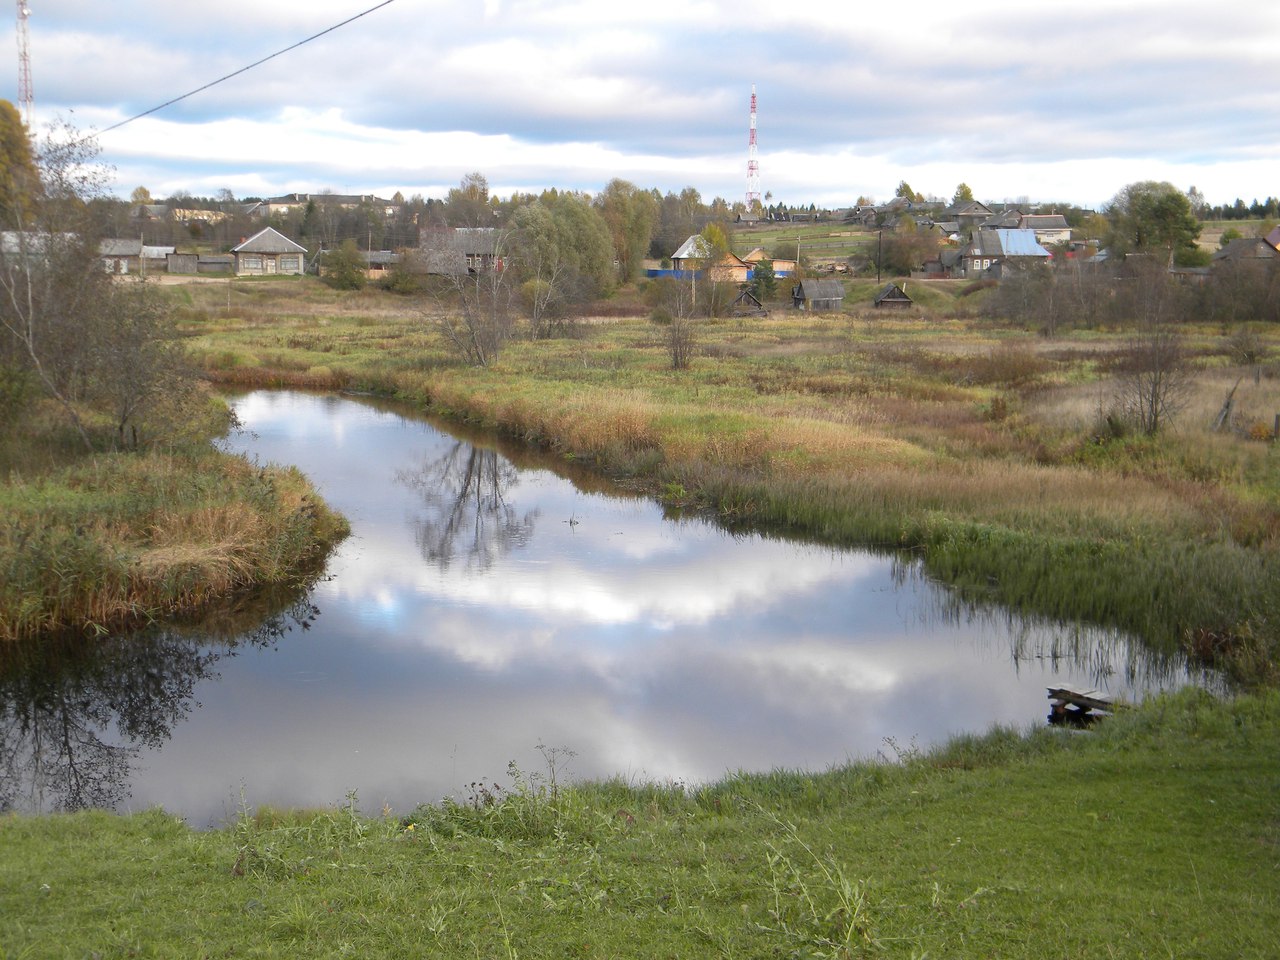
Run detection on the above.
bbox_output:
[124,392,1194,825]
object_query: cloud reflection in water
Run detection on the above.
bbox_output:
[117,390,1202,824]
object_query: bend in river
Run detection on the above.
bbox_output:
[1,391,1209,825]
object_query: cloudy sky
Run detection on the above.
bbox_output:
[13,0,1279,209]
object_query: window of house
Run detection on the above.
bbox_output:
[242,256,262,270]
[279,256,299,271]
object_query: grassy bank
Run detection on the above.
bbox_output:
[0,400,348,642]
[178,278,1280,680]
[2,686,1276,958]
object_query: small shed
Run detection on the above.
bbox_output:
[791,278,844,312]
[167,252,199,275]
[99,238,142,274]
[231,227,307,276]
[874,283,913,309]
[731,288,767,317]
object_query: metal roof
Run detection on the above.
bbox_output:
[994,229,1050,257]
[232,227,307,254]
[672,235,711,260]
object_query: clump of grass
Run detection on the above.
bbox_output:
[0,450,348,641]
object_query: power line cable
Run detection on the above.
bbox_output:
[97,1,397,135]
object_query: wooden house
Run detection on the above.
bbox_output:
[742,247,796,276]
[1019,214,1071,246]
[231,227,307,276]
[962,229,1050,279]
[670,234,712,272]
[792,278,845,312]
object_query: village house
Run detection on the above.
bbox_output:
[231,227,307,276]
[1018,213,1071,246]
[742,247,796,277]
[261,192,401,219]
[962,229,1051,279]
[416,227,506,275]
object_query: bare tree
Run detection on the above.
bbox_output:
[1115,320,1192,434]
[418,227,515,367]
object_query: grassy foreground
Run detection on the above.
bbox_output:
[2,687,1276,958]
[179,277,1280,679]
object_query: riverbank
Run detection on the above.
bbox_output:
[0,403,348,642]
[2,685,1276,957]
[180,279,1280,682]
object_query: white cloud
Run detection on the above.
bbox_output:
[21,0,1280,206]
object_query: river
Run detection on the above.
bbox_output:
[0,390,1201,825]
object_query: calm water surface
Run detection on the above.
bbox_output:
[2,391,1200,824]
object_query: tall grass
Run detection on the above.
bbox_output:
[0,450,348,641]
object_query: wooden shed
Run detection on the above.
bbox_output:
[791,278,844,312]
[874,283,913,309]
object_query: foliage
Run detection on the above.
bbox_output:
[444,172,494,227]
[420,230,515,367]
[952,182,975,204]
[0,119,204,452]
[1104,180,1201,263]
[0,98,38,228]
[320,239,367,291]
[877,220,940,276]
[749,258,777,300]
[595,179,657,284]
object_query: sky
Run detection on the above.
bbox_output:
[11,0,1279,210]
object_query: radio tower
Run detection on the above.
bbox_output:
[16,1,33,127]
[745,84,760,212]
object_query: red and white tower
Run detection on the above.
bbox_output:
[746,84,760,211]
[16,1,33,127]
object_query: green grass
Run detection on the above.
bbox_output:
[2,687,1276,958]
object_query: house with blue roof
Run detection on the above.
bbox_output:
[962,229,1051,279]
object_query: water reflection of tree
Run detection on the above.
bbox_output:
[398,441,538,571]
[0,588,320,815]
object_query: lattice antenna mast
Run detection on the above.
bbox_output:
[745,84,760,211]
[16,0,33,127]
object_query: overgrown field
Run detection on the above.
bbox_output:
[178,277,1280,682]
[2,686,1276,958]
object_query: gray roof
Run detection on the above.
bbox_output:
[1020,214,1069,230]
[795,279,845,300]
[1212,237,1280,262]
[232,227,307,255]
[874,283,913,304]
[100,238,143,257]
